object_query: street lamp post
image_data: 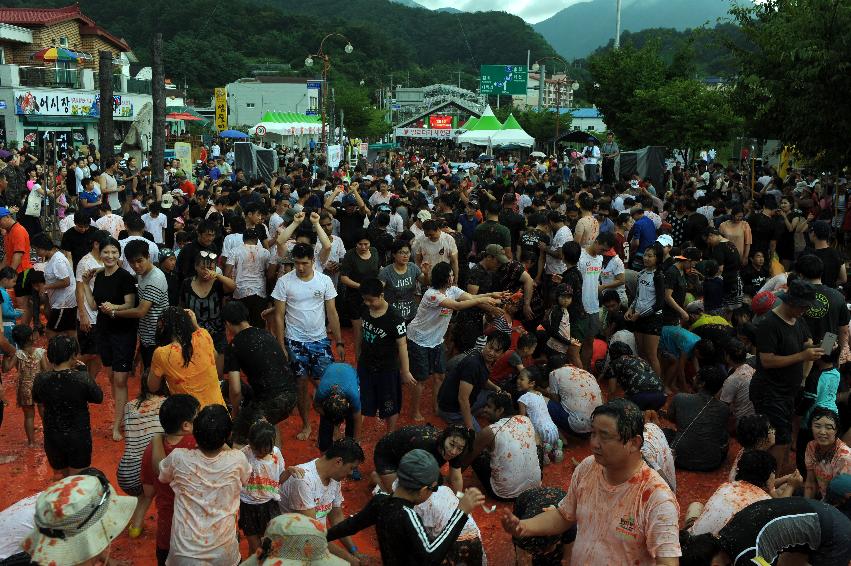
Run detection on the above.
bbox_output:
[305,33,353,150]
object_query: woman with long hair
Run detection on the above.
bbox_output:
[147,306,225,409]
[625,243,665,377]
[340,228,380,358]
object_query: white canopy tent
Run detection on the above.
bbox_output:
[456,105,503,146]
[490,113,534,147]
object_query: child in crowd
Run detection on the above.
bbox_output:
[32,335,103,477]
[239,420,303,554]
[11,324,48,446]
[516,368,563,464]
[543,283,581,368]
[702,259,724,314]
[0,267,22,348]
[489,332,538,391]
[158,404,250,566]
[142,394,200,566]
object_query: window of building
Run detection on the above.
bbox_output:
[0,47,5,65]
[573,126,580,131]
[587,126,595,131]
[58,36,68,47]
[246,102,255,108]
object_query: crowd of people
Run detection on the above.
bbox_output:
[0,137,850,566]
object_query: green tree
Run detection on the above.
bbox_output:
[587,42,667,146]
[334,81,390,140]
[729,0,851,165]
[494,106,571,144]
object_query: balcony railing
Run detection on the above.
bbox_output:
[19,65,83,89]
[127,77,151,95]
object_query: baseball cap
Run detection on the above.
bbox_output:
[342,193,357,206]
[23,475,135,566]
[0,206,12,219]
[484,244,510,264]
[160,193,174,209]
[396,449,441,490]
[751,291,778,315]
[416,209,432,222]
[656,234,674,248]
[776,279,818,309]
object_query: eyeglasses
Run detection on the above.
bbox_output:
[199,251,218,261]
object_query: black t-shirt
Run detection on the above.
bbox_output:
[751,310,812,398]
[359,307,406,372]
[457,263,493,328]
[710,240,742,281]
[224,326,294,398]
[375,424,464,470]
[498,209,527,250]
[32,369,103,433]
[684,213,709,246]
[719,497,848,566]
[802,283,850,344]
[92,268,138,334]
[519,229,549,264]
[437,352,490,413]
[663,264,687,322]
[336,209,367,250]
[180,277,225,336]
[604,355,664,394]
[560,265,587,319]
[61,227,93,271]
[813,247,843,288]
[748,212,782,257]
[740,264,768,296]
[670,392,729,471]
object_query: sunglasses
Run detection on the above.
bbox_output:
[199,251,218,261]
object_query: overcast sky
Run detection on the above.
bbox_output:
[416,0,585,24]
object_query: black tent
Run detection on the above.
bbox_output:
[617,146,666,190]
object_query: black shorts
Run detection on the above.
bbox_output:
[358,365,401,419]
[13,269,33,298]
[238,499,281,537]
[232,389,297,445]
[47,307,77,332]
[407,340,446,381]
[634,312,663,336]
[77,324,98,355]
[97,328,137,373]
[44,429,92,470]
[752,394,795,445]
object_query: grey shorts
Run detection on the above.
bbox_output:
[407,340,446,381]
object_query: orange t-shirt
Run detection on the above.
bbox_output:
[151,328,225,408]
[5,222,32,273]
[558,456,681,565]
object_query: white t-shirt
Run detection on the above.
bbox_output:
[95,213,125,239]
[548,366,603,434]
[74,166,85,195]
[44,252,76,308]
[101,171,120,211]
[271,270,337,342]
[577,249,603,314]
[545,225,573,275]
[387,213,404,238]
[221,232,243,260]
[159,448,251,566]
[0,493,37,559]
[415,485,481,541]
[75,252,102,323]
[407,286,464,348]
[269,212,285,237]
[488,416,542,499]
[315,235,346,276]
[642,422,676,492]
[368,191,392,207]
[142,212,168,244]
[518,391,559,446]
[278,458,343,526]
[601,254,627,303]
[227,244,270,299]
[211,144,221,157]
[119,235,159,274]
[240,446,286,504]
[412,232,457,269]
[59,215,76,234]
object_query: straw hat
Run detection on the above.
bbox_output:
[241,513,347,565]
[22,475,135,565]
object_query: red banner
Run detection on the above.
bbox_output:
[429,115,453,129]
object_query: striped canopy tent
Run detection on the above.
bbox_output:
[490,113,534,147]
[456,105,503,145]
[250,112,322,136]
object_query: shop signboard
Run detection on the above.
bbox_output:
[14,89,134,118]
[394,127,461,139]
[429,115,453,129]
[214,87,228,131]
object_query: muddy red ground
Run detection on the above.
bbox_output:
[0,330,736,565]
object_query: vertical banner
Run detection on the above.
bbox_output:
[326,144,342,168]
[214,87,228,131]
[174,142,192,176]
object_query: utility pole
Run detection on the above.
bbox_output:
[538,64,545,111]
[151,33,165,185]
[614,0,622,49]
[97,50,114,163]
[526,49,530,109]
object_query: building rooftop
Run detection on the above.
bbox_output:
[0,5,130,51]
[568,107,602,118]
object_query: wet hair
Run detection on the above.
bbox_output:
[517,332,538,351]
[359,278,384,298]
[561,241,581,265]
[11,324,33,349]
[735,449,777,489]
[291,242,313,260]
[679,531,722,566]
[46,335,79,365]
[124,213,145,233]
[323,437,365,464]
[155,307,195,366]
[430,262,452,289]
[725,338,748,364]
[31,233,57,251]
[795,253,824,280]
[487,390,515,416]
[123,239,150,261]
[437,424,473,458]
[193,404,233,452]
[810,406,841,430]
[591,398,644,444]
[737,322,757,345]
[390,239,412,255]
[484,331,511,353]
[697,365,726,395]
[0,266,16,281]
[197,220,218,236]
[601,289,621,305]
[248,420,277,455]
[736,414,772,449]
[702,259,720,278]
[87,230,111,252]
[608,341,633,359]
[693,339,715,362]
[320,386,352,425]
[74,210,90,226]
[158,394,200,435]
[222,301,250,325]
[353,228,371,244]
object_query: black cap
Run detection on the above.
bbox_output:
[396,449,440,490]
